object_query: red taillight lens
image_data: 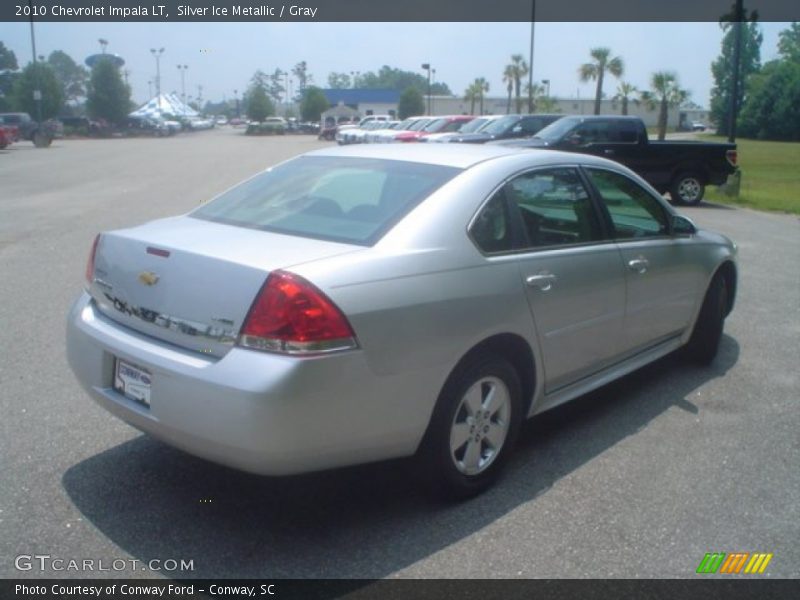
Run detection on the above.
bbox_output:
[239,270,357,355]
[85,234,101,285]
[726,149,738,167]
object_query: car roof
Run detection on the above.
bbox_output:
[559,115,641,122]
[305,142,623,171]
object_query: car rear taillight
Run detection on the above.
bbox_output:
[726,149,738,167]
[239,270,358,355]
[85,234,101,285]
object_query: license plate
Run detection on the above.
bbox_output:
[114,359,151,407]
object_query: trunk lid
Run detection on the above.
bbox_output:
[88,216,361,357]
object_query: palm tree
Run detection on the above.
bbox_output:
[463,82,481,115]
[505,54,528,113]
[523,82,545,113]
[474,77,490,115]
[613,81,638,115]
[640,71,689,140]
[579,47,624,115]
[502,65,515,114]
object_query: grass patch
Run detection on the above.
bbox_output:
[699,135,800,214]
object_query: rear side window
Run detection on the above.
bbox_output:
[613,120,640,143]
[192,156,460,245]
[586,168,669,239]
[507,168,602,248]
[470,193,514,254]
[470,168,603,254]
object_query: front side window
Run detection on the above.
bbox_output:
[506,168,602,249]
[585,168,669,239]
[192,156,460,245]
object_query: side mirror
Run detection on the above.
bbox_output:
[672,215,697,235]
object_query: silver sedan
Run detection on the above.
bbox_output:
[67,144,737,497]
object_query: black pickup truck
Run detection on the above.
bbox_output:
[497,115,738,205]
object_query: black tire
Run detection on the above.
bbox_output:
[419,355,522,500]
[684,274,728,365]
[32,130,52,148]
[670,172,705,205]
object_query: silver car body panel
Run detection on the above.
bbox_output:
[67,144,737,475]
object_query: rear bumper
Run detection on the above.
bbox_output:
[708,168,737,187]
[66,293,432,475]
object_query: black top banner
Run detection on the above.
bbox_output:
[1,0,798,22]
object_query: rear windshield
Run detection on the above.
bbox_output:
[191,156,461,245]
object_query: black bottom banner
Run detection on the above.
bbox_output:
[2,579,799,600]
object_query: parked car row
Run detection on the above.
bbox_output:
[320,113,738,205]
[330,113,562,147]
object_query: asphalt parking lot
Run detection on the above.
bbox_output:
[1,128,798,580]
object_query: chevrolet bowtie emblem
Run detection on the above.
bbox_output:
[138,271,160,286]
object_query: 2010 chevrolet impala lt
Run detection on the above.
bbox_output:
[67,144,737,497]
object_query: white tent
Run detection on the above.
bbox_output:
[130,93,199,119]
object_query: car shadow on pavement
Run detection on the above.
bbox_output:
[63,335,739,579]
[694,200,736,210]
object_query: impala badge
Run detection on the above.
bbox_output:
[138,271,160,286]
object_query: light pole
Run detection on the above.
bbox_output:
[528,0,536,114]
[27,0,43,126]
[196,84,203,110]
[150,47,165,105]
[421,63,431,115]
[233,89,239,118]
[350,71,359,89]
[431,68,437,115]
[283,70,288,113]
[542,79,550,98]
[727,0,744,143]
[177,64,188,116]
[98,38,108,54]
[147,80,153,98]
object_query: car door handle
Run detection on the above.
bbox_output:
[603,149,615,155]
[526,273,557,291]
[627,257,649,274]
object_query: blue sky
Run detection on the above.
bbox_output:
[0,21,790,107]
